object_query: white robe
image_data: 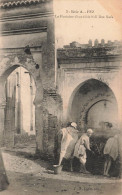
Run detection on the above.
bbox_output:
[59,127,78,165]
[74,133,90,165]
[104,135,119,161]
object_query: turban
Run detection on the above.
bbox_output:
[87,129,93,134]
[71,122,77,128]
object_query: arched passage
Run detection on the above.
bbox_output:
[0,63,43,151]
[68,79,118,133]
[1,65,37,147]
[6,67,36,132]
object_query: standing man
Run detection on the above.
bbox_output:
[103,134,119,177]
[74,129,93,173]
[54,122,79,166]
[58,122,79,166]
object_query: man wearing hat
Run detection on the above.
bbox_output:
[74,129,93,173]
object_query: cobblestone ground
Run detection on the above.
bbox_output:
[1,151,122,195]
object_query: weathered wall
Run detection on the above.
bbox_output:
[71,79,118,131]
[0,0,63,157]
[57,41,122,133]
[57,63,121,122]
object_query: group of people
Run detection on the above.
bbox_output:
[56,122,120,177]
[0,122,121,193]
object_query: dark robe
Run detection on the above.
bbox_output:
[0,150,9,191]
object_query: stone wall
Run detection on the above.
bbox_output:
[0,0,63,158]
[42,89,63,156]
[57,40,122,135]
[71,79,118,133]
[14,134,36,145]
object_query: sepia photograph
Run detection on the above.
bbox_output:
[0,0,122,194]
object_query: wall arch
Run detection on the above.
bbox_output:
[0,62,44,151]
[0,63,37,85]
[67,78,118,131]
[80,99,112,128]
[0,63,38,108]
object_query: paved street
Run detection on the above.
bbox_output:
[1,151,122,195]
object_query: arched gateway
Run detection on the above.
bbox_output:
[0,0,59,156]
[0,52,43,151]
[57,40,122,134]
[68,79,118,133]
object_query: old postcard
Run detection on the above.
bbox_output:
[0,0,122,194]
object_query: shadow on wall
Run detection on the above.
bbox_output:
[88,126,120,138]
[69,79,118,132]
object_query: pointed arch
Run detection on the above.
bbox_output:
[67,78,118,131]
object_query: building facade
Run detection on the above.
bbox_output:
[0,0,122,158]
[57,40,122,136]
[0,0,62,157]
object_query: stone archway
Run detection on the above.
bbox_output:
[5,66,36,144]
[2,65,36,146]
[0,60,43,152]
[68,79,118,133]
